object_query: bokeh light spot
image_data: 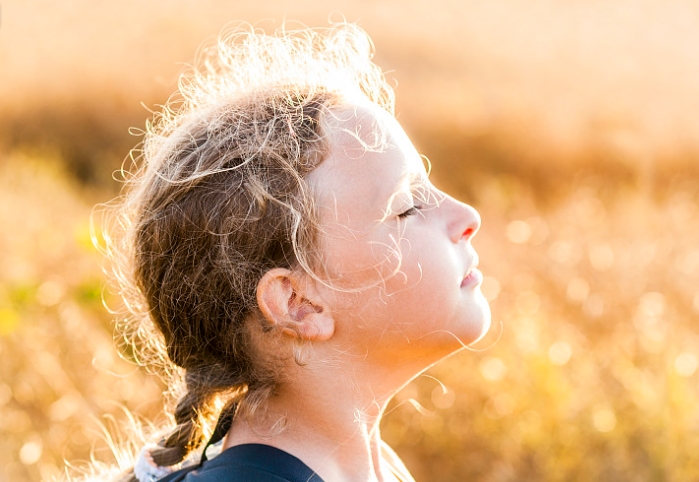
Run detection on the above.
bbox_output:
[431,386,456,410]
[506,220,532,244]
[592,408,617,433]
[676,249,699,276]
[566,277,590,303]
[481,276,501,301]
[549,240,580,265]
[36,280,65,307]
[19,440,42,466]
[48,392,82,422]
[479,357,507,382]
[675,353,698,377]
[516,290,541,315]
[484,393,515,419]
[583,293,605,318]
[638,292,666,318]
[548,341,573,366]
[589,243,615,271]
[516,328,540,354]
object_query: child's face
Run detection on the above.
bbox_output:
[308,102,491,368]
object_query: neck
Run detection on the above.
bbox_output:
[223,357,419,482]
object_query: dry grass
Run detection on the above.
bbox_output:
[2,1,699,481]
[385,171,699,481]
[3,0,699,182]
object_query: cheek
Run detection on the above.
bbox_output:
[388,233,459,290]
[378,243,457,313]
[380,234,485,332]
[322,225,453,299]
[318,227,406,289]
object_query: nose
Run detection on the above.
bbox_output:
[445,196,481,244]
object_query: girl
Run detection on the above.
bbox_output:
[100,22,490,482]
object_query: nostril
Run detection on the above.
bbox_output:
[462,227,474,239]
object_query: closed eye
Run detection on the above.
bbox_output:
[398,205,423,218]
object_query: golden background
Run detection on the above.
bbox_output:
[1,1,698,480]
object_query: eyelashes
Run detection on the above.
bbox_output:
[398,205,423,218]
[394,179,440,220]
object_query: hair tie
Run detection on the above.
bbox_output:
[134,444,173,482]
[134,401,238,481]
[200,401,237,463]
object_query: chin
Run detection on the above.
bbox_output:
[470,304,492,345]
[462,295,492,346]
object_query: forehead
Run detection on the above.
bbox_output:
[309,103,425,226]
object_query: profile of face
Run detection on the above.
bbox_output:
[307,102,491,371]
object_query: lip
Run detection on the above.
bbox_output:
[461,268,483,288]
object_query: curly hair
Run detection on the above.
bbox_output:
[96,22,395,479]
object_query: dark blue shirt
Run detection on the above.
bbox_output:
[159,444,324,482]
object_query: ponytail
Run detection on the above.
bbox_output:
[120,379,240,481]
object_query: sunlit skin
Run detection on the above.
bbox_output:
[224,102,491,482]
[311,103,491,370]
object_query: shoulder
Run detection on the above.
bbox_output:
[159,444,324,482]
[380,440,416,482]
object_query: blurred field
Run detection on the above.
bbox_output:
[1,1,699,481]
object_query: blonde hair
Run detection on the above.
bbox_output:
[96,22,395,479]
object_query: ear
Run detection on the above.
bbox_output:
[256,268,334,341]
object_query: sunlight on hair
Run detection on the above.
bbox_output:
[86,21,399,480]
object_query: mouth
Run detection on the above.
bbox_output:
[461,267,483,288]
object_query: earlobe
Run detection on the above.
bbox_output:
[256,268,335,341]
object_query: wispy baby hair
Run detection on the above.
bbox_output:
[97,22,395,480]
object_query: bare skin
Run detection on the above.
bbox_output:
[223,102,490,482]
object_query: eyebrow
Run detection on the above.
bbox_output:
[385,171,429,209]
[387,173,418,200]
[404,170,429,189]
